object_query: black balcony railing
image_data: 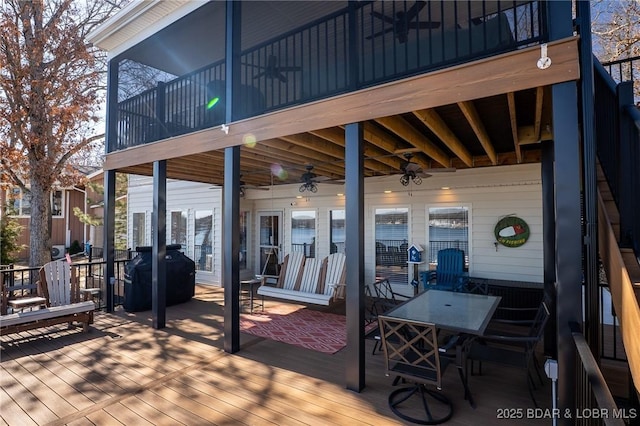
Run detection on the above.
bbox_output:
[113,1,545,151]
[571,322,626,426]
[596,57,640,253]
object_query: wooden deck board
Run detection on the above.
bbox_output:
[1,285,556,425]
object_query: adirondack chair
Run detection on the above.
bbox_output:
[0,259,94,335]
[420,248,468,292]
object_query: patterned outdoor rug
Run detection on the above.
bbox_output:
[240,307,347,354]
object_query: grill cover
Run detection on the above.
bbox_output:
[124,245,196,312]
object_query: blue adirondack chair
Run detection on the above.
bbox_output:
[420,248,467,292]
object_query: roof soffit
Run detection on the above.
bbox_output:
[87,0,205,57]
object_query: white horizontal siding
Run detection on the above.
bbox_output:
[127,164,543,287]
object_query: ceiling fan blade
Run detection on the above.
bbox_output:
[423,167,456,173]
[370,10,395,24]
[278,73,288,83]
[366,27,395,40]
[279,66,302,72]
[409,21,441,30]
[405,1,427,20]
[253,71,266,80]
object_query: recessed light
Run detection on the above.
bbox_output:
[337,193,344,197]
[384,190,392,194]
[441,186,450,190]
[296,195,303,199]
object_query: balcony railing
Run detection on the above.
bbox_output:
[112,0,545,151]
[571,322,627,426]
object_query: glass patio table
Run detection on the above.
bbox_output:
[384,289,501,336]
[382,289,502,407]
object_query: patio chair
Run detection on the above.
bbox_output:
[373,278,411,305]
[1,260,94,335]
[420,248,468,292]
[378,316,455,424]
[466,298,550,407]
[364,284,399,355]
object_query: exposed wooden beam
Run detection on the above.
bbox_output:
[518,125,553,145]
[374,116,450,168]
[280,133,344,160]
[534,86,544,142]
[254,140,346,177]
[507,92,522,163]
[457,101,498,165]
[413,109,473,167]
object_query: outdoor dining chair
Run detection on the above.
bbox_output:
[378,316,455,425]
[466,298,551,407]
[373,278,411,305]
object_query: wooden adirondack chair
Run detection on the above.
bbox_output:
[0,259,94,335]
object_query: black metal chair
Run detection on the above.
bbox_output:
[466,298,551,407]
[378,316,455,425]
[373,278,411,305]
[364,283,402,355]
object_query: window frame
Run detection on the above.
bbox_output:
[290,209,317,258]
[426,203,472,271]
[7,187,65,218]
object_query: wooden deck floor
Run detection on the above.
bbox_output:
[1,286,551,425]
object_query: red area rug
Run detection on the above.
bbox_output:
[240,308,347,354]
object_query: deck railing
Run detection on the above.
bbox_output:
[595,58,640,253]
[113,0,545,151]
[571,322,627,426]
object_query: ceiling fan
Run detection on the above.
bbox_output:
[298,165,343,193]
[399,153,429,186]
[249,55,302,83]
[239,174,270,198]
[366,1,440,44]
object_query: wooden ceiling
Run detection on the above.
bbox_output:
[108,38,580,188]
[117,85,551,188]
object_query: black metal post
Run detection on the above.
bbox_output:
[223,146,241,353]
[552,82,583,426]
[222,0,241,353]
[152,160,167,329]
[345,122,365,392]
[103,57,119,313]
[541,140,557,357]
[576,0,600,359]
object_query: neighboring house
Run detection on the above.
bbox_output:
[0,171,98,261]
[89,0,639,413]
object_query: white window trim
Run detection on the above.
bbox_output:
[8,188,65,218]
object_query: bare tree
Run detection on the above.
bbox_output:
[591,0,640,60]
[0,0,124,266]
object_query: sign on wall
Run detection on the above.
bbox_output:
[494,216,530,248]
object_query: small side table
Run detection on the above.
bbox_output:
[240,279,263,313]
[80,288,102,308]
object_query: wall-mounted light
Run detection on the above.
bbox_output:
[441,186,450,190]
[384,190,392,194]
[296,195,303,199]
[337,193,344,197]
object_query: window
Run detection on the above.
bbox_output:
[194,210,213,272]
[291,210,316,258]
[375,207,409,285]
[329,210,345,254]
[132,212,146,249]
[8,188,62,217]
[428,206,469,266]
[170,211,187,247]
[51,190,63,217]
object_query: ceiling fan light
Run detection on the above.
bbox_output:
[413,176,422,185]
[400,175,410,186]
